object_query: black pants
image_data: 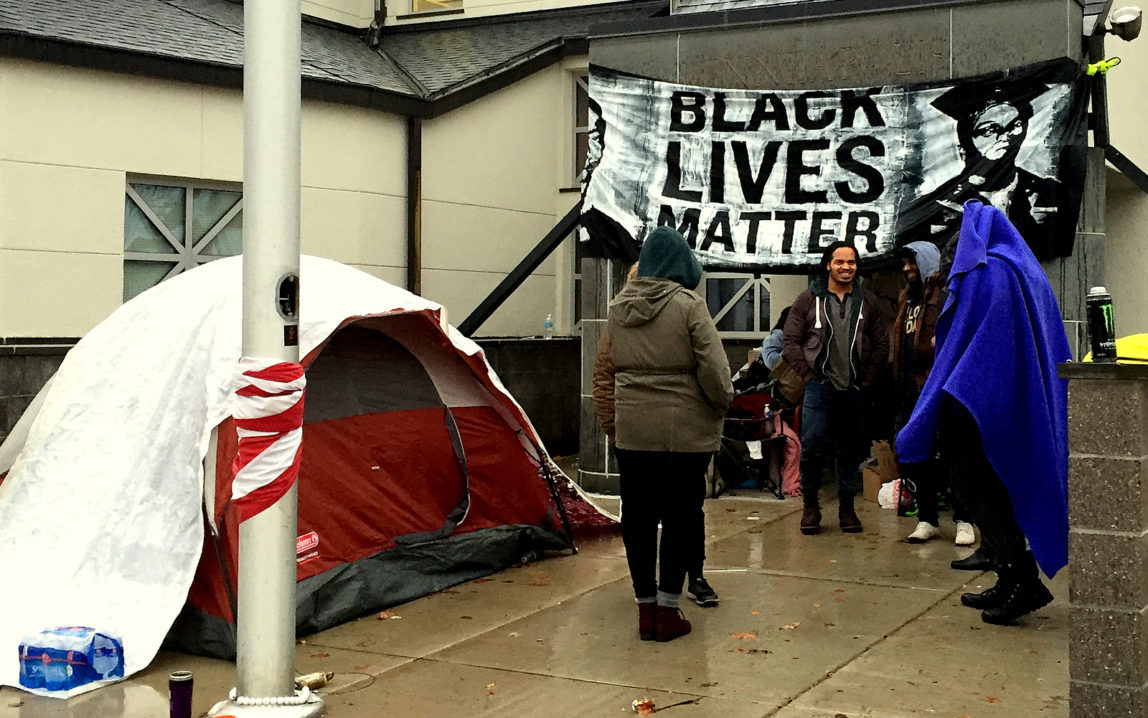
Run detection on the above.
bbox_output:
[940,402,1033,574]
[900,459,970,526]
[615,449,710,599]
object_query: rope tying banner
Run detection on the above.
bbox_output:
[231,358,307,522]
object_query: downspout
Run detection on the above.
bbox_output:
[407,116,422,295]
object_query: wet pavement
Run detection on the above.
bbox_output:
[0,490,1068,717]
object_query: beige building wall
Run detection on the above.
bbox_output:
[0,58,407,338]
[422,63,583,336]
[386,0,614,25]
[304,0,374,27]
[1102,32,1148,335]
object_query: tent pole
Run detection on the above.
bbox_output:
[208,0,321,715]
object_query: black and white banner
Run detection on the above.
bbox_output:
[579,61,1088,269]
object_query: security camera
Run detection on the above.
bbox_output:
[1110,6,1143,41]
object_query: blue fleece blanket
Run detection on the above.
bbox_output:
[896,201,1071,577]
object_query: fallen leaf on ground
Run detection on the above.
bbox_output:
[812,602,822,609]
[531,571,551,586]
[750,610,760,615]
[827,559,837,564]
[726,508,738,513]
[508,632,520,638]
[730,631,759,640]
[632,697,655,715]
[377,610,397,620]
[309,653,330,659]
[461,615,473,620]
[474,578,487,583]
[986,696,1001,704]
[782,622,800,630]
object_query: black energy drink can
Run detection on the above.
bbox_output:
[1087,286,1117,362]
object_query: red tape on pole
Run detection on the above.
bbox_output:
[231,358,306,522]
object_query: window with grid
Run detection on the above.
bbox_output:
[123,180,243,301]
[700,273,771,338]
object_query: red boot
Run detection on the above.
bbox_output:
[654,605,692,642]
[638,603,656,641]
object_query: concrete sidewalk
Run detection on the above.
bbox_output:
[0,492,1068,717]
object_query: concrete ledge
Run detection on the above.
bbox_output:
[1069,531,1148,608]
[1070,680,1148,718]
[1069,455,1148,532]
[1070,606,1148,685]
[1066,379,1148,457]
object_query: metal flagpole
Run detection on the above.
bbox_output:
[207,0,322,715]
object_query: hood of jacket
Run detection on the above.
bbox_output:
[610,277,685,328]
[903,240,941,281]
[637,226,702,290]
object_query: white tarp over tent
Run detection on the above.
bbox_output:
[0,255,559,696]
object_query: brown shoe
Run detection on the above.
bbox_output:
[839,504,863,533]
[800,501,822,535]
[654,605,692,642]
[638,603,656,641]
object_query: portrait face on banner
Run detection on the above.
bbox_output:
[579,61,1088,270]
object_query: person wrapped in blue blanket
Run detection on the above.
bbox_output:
[897,200,1070,625]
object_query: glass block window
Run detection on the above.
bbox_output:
[701,273,770,338]
[124,181,243,301]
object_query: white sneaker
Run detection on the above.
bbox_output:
[954,521,976,546]
[906,521,940,543]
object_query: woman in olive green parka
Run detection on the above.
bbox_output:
[602,226,733,642]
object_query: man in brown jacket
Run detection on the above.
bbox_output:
[893,241,976,547]
[782,242,889,536]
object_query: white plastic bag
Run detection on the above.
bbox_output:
[877,479,901,510]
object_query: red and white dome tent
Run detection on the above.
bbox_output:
[0,255,615,693]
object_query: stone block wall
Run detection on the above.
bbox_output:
[476,337,581,457]
[1062,363,1148,718]
[0,340,75,447]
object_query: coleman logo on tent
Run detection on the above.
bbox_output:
[296,531,320,564]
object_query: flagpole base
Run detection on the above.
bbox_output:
[207,689,325,718]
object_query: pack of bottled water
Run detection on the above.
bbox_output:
[18,627,124,696]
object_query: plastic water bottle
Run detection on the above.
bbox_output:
[543,313,554,339]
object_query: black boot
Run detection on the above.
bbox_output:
[800,499,821,535]
[960,574,1011,609]
[951,546,995,571]
[981,554,1054,625]
[838,495,862,533]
